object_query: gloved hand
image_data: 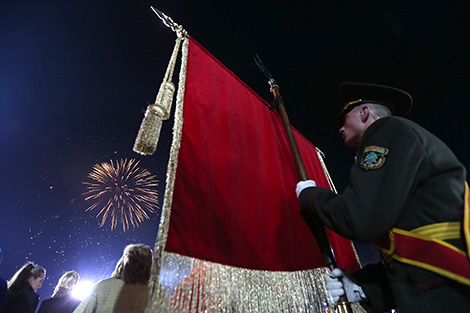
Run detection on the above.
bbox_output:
[325,268,366,304]
[295,180,316,198]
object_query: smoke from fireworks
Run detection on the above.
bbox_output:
[83,158,159,231]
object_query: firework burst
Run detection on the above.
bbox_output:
[83,158,158,231]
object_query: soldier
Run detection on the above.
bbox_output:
[296,82,470,313]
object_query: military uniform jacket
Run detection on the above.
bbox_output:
[299,116,469,312]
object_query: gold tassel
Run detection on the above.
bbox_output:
[133,104,164,155]
[133,82,175,155]
[133,31,183,155]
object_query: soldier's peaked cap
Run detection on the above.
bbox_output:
[339,82,413,123]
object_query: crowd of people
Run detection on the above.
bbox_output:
[0,244,157,313]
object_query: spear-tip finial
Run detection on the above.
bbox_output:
[150,6,186,37]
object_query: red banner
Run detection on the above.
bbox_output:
[166,37,360,272]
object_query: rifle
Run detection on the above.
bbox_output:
[254,55,353,313]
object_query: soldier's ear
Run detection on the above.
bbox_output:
[360,106,369,122]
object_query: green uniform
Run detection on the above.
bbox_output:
[299,116,470,313]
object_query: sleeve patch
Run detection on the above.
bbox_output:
[360,145,389,170]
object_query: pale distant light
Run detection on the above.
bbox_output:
[72,280,94,300]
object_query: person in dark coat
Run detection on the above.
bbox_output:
[37,271,81,313]
[0,277,6,312]
[296,82,470,313]
[1,262,46,313]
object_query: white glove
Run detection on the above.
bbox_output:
[325,268,366,304]
[295,180,316,198]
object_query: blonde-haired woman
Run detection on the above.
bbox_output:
[37,271,81,313]
[73,244,153,313]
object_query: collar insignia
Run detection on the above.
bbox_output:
[360,146,389,170]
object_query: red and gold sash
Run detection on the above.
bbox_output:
[374,182,470,286]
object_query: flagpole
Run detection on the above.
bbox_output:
[269,82,339,269]
[254,56,353,313]
[269,83,308,180]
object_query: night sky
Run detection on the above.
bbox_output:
[1,0,469,302]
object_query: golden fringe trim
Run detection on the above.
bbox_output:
[156,252,367,313]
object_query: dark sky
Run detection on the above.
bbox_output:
[1,0,469,301]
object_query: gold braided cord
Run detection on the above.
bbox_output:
[315,147,337,194]
[133,28,186,156]
[153,34,189,273]
[315,147,363,269]
[153,27,187,120]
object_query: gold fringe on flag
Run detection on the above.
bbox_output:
[149,253,367,313]
[161,253,330,313]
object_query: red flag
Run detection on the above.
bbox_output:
[166,37,359,272]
